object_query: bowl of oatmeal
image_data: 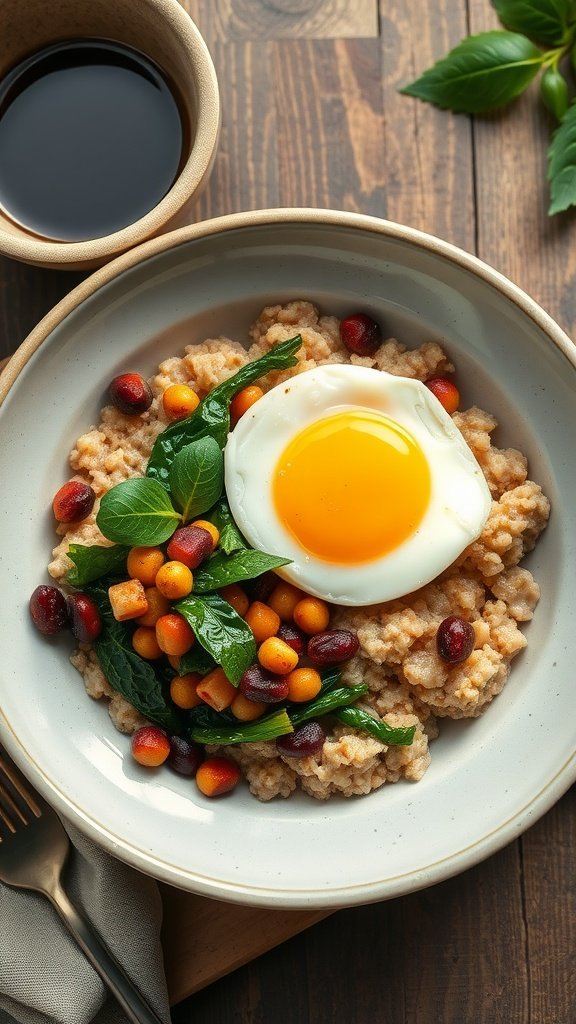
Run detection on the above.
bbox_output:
[0,209,574,908]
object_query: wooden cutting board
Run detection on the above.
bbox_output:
[0,353,330,1002]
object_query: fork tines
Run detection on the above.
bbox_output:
[0,749,42,838]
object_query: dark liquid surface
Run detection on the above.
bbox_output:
[0,39,185,241]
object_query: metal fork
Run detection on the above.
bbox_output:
[0,747,166,1024]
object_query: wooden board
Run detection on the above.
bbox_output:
[160,887,330,1004]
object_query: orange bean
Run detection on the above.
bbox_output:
[293,596,330,635]
[162,383,200,421]
[127,546,165,586]
[258,636,299,675]
[132,625,163,660]
[155,613,195,656]
[195,757,241,797]
[268,581,305,621]
[245,601,281,643]
[230,385,264,424]
[219,583,250,617]
[286,667,322,702]
[170,673,203,709]
[136,587,171,627]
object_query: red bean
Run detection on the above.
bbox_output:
[52,480,96,523]
[67,593,102,642]
[425,377,460,415]
[29,585,69,635]
[276,721,326,758]
[109,373,153,415]
[167,735,203,776]
[436,615,474,664]
[307,628,359,665]
[239,664,290,703]
[276,622,307,656]
[339,313,381,356]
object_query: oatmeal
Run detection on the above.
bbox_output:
[47,301,550,801]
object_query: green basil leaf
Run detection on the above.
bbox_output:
[193,548,291,593]
[146,335,302,488]
[548,100,576,212]
[189,707,293,745]
[208,498,246,554]
[400,31,545,113]
[65,543,130,587]
[175,592,256,685]
[169,436,224,522]
[86,583,182,732]
[492,0,574,45]
[333,707,416,746]
[96,478,180,546]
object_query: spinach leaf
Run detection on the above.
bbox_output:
[189,706,293,745]
[178,645,217,676]
[288,685,369,726]
[65,542,130,587]
[208,498,246,554]
[192,548,292,592]
[87,582,182,732]
[169,436,224,522]
[96,478,181,546]
[333,706,416,746]
[146,335,302,488]
[175,592,256,685]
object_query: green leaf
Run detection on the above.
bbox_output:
[146,335,302,488]
[400,31,545,113]
[208,498,246,554]
[169,436,224,522]
[65,543,130,587]
[288,685,369,726]
[175,592,256,685]
[178,645,217,676]
[492,0,574,44]
[189,707,293,745]
[548,99,576,212]
[334,707,416,746]
[86,583,182,732]
[193,548,291,593]
[96,478,181,546]
[540,64,569,120]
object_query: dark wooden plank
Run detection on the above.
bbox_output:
[0,257,85,360]
[186,0,379,41]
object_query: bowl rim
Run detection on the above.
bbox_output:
[2,207,575,396]
[0,0,221,267]
[1,207,575,906]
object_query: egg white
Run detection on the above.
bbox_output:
[224,364,492,606]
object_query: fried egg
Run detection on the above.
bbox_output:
[224,364,492,605]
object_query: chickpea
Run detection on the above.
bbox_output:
[155,560,193,599]
[293,596,330,635]
[127,547,165,586]
[258,636,299,675]
[162,383,200,421]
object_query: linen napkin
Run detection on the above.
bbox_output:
[0,823,171,1024]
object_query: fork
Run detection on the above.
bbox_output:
[0,747,166,1024]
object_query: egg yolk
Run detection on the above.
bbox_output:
[273,410,431,564]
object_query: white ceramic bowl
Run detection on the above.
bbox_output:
[0,209,575,908]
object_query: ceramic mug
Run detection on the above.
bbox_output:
[0,0,220,270]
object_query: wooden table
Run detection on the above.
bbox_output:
[1,1,575,1021]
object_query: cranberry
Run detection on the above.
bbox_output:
[425,377,460,415]
[52,480,96,523]
[167,735,203,776]
[167,526,213,569]
[436,615,475,664]
[276,622,306,656]
[339,313,381,356]
[307,628,359,665]
[109,373,153,415]
[276,721,326,758]
[239,664,290,703]
[29,585,69,635]
[67,592,102,642]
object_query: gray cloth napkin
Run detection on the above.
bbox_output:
[0,823,171,1024]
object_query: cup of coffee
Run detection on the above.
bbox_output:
[0,0,220,269]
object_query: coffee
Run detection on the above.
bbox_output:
[0,39,185,242]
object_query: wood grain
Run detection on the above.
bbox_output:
[186,0,379,40]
